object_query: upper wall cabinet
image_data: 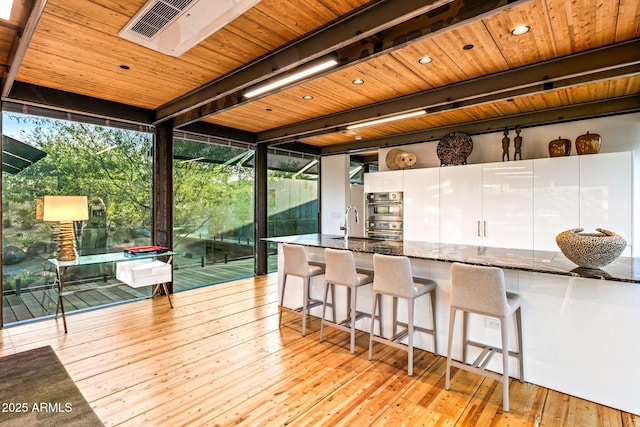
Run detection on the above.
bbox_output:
[578,152,632,244]
[439,164,483,246]
[533,156,580,251]
[439,161,534,249]
[482,161,534,250]
[403,168,439,242]
[364,152,632,251]
[363,170,403,193]
[532,152,632,253]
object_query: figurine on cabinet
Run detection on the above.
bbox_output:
[513,125,523,160]
[501,128,510,161]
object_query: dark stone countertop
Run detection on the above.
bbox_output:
[264,234,640,284]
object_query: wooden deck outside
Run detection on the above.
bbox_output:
[2,257,261,326]
[1,273,638,426]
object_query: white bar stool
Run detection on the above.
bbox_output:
[279,243,327,336]
[446,262,524,412]
[320,248,376,354]
[368,253,437,376]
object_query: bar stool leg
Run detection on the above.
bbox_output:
[500,316,510,412]
[445,307,456,390]
[430,290,437,354]
[320,281,331,342]
[279,273,288,326]
[368,293,380,361]
[516,307,524,381]
[408,297,415,376]
[349,286,357,354]
[302,277,310,336]
[462,311,469,363]
[392,296,399,337]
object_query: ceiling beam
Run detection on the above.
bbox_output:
[319,95,640,155]
[1,0,47,97]
[160,0,530,127]
[5,82,155,125]
[178,122,255,144]
[258,39,640,144]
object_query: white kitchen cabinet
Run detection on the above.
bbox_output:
[363,170,403,193]
[533,156,580,251]
[403,168,439,242]
[439,164,483,246]
[482,161,534,249]
[579,151,632,250]
[533,152,632,253]
[368,152,632,252]
[440,161,533,249]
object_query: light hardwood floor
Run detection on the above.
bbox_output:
[1,273,638,426]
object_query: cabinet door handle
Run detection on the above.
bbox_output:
[484,221,487,237]
[477,220,481,236]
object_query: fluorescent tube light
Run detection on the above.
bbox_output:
[0,0,13,20]
[244,58,338,98]
[346,110,427,130]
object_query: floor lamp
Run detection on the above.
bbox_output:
[41,196,89,261]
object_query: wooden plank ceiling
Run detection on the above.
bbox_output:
[0,0,638,156]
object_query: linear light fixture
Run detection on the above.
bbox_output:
[244,57,338,98]
[346,110,427,130]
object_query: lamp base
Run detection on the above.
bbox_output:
[56,221,79,261]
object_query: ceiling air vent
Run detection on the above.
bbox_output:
[119,0,262,57]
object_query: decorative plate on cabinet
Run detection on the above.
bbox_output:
[437,132,473,166]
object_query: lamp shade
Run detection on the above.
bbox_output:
[41,196,89,222]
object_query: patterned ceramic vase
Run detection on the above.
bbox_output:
[575,131,601,155]
[548,137,571,157]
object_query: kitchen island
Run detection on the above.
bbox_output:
[265,234,640,415]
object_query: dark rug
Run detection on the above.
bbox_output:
[0,346,103,426]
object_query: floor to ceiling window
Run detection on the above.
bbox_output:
[172,136,256,290]
[2,112,153,326]
[266,149,319,272]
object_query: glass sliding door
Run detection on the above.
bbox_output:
[172,136,255,290]
[2,112,153,326]
[266,151,319,272]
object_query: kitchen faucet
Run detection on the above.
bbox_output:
[341,205,359,241]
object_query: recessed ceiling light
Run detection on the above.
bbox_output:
[511,25,530,36]
[303,95,313,100]
[463,44,474,50]
[418,56,433,64]
[352,79,364,85]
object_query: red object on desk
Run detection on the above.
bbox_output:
[124,245,169,255]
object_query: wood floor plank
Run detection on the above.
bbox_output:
[1,273,639,426]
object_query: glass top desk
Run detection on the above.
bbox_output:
[48,251,176,333]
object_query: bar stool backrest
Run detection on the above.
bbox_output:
[282,243,311,277]
[325,248,358,286]
[450,262,509,317]
[373,253,414,298]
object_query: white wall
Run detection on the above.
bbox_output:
[320,154,350,234]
